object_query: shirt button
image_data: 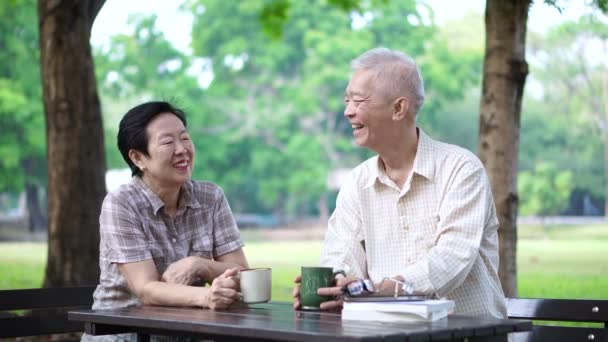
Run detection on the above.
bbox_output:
[171,238,177,243]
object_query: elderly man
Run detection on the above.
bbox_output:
[293,47,507,318]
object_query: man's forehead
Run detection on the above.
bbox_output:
[346,70,375,95]
[345,88,367,96]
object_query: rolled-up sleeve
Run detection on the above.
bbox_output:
[100,192,151,264]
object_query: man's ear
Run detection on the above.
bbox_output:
[392,97,410,121]
[128,149,146,171]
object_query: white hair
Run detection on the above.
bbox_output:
[351,47,425,115]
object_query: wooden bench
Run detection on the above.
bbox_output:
[0,286,96,338]
[507,297,608,342]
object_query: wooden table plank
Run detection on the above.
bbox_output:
[73,306,388,341]
[70,302,531,342]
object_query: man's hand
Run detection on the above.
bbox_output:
[292,275,302,310]
[205,267,241,310]
[162,256,208,285]
[374,275,406,297]
[316,276,360,312]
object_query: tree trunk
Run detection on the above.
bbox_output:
[38,0,106,287]
[478,0,530,297]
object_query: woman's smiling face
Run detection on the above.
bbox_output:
[134,112,195,191]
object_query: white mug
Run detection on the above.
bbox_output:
[238,268,272,304]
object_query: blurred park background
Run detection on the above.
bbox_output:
[1,0,607,301]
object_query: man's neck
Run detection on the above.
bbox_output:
[378,126,419,189]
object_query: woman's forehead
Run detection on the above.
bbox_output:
[146,113,186,135]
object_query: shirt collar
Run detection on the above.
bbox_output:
[133,177,201,215]
[179,181,202,210]
[363,156,382,189]
[363,127,436,189]
[412,128,436,181]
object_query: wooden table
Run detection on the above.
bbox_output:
[69,302,531,341]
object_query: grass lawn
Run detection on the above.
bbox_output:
[0,242,46,289]
[1,224,607,302]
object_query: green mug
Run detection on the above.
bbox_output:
[300,266,345,311]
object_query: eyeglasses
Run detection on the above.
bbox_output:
[378,277,415,298]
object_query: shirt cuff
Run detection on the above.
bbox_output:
[105,248,152,264]
[402,259,437,297]
[213,239,245,257]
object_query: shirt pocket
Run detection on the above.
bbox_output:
[413,215,440,259]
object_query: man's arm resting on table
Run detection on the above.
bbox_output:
[119,259,240,309]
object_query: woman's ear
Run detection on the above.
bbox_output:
[392,97,410,121]
[128,149,146,172]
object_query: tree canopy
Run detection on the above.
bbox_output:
[94,0,482,218]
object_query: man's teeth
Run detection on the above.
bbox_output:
[175,161,188,167]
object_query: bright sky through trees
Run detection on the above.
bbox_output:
[90,0,600,52]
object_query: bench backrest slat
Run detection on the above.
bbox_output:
[507,298,608,322]
[0,286,96,311]
[0,313,87,338]
[507,297,608,342]
[0,286,96,338]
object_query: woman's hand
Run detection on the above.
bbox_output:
[205,267,241,310]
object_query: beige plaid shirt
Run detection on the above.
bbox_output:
[91,176,244,311]
[320,129,507,318]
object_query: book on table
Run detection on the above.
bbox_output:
[342,298,455,323]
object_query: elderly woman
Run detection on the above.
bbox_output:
[89,101,248,321]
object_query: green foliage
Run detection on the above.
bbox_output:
[188,0,477,215]
[258,0,369,39]
[94,0,484,217]
[520,95,603,198]
[93,14,206,172]
[0,0,46,194]
[259,0,290,39]
[518,162,574,216]
[417,11,483,135]
[592,0,608,13]
[525,14,608,203]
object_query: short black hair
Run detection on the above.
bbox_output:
[117,101,187,176]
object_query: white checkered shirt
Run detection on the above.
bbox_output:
[91,177,244,311]
[320,129,507,318]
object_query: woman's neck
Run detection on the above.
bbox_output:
[141,175,181,216]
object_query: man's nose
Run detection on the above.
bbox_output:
[344,102,355,117]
